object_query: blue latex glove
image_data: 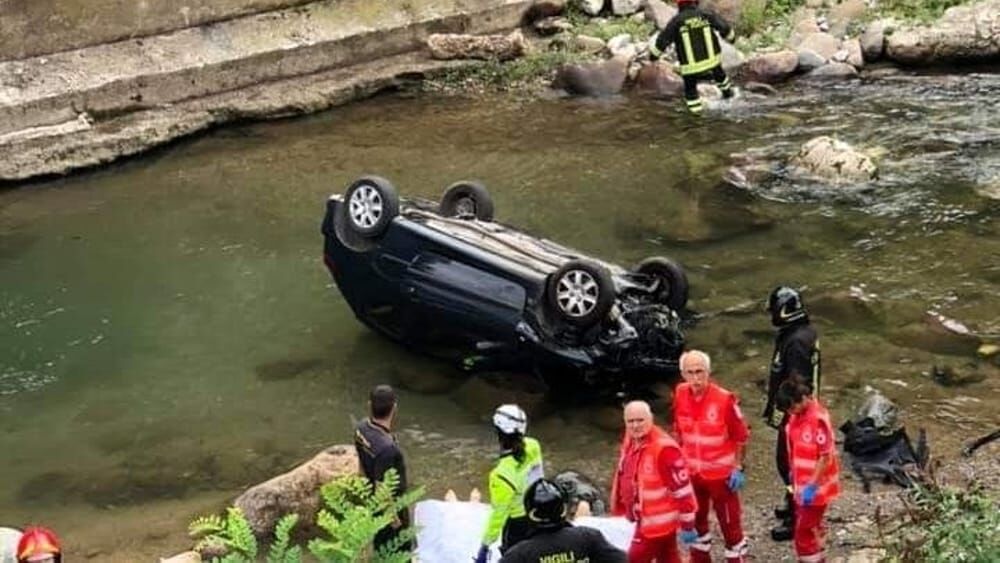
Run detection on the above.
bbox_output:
[473,544,490,563]
[727,468,746,492]
[802,483,819,506]
[679,529,699,546]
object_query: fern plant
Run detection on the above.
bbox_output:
[307,468,424,563]
[189,508,302,563]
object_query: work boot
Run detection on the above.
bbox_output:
[774,505,791,520]
[770,523,793,542]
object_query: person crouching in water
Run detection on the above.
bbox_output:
[648,0,736,114]
[475,404,545,562]
[777,375,841,563]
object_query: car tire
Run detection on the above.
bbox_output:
[546,260,615,328]
[343,175,400,238]
[636,256,689,311]
[439,181,495,221]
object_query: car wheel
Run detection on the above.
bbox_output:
[546,260,615,328]
[439,181,495,221]
[343,176,400,238]
[636,256,689,311]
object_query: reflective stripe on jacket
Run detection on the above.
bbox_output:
[787,399,840,506]
[674,382,745,480]
[482,437,544,544]
[653,6,734,75]
[611,426,689,538]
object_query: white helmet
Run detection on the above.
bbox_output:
[493,404,528,435]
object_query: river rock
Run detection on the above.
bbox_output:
[721,40,745,72]
[743,81,778,95]
[234,445,358,537]
[579,0,605,16]
[842,38,864,68]
[739,50,798,83]
[553,471,609,517]
[574,34,607,53]
[644,0,677,30]
[633,61,683,98]
[790,15,822,46]
[611,0,643,16]
[887,313,982,357]
[426,30,528,61]
[525,0,568,22]
[860,20,888,61]
[806,61,859,80]
[974,179,1000,200]
[607,34,637,59]
[797,48,827,71]
[798,32,841,61]
[553,55,629,96]
[160,552,201,563]
[534,16,573,36]
[789,136,875,182]
[885,0,1000,65]
[930,364,987,387]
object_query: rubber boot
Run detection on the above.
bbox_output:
[770,493,794,542]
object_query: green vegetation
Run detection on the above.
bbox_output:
[424,49,594,92]
[188,469,423,563]
[565,11,655,42]
[735,0,804,38]
[880,479,1000,562]
[874,0,969,23]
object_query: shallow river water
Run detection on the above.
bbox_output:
[1,69,999,559]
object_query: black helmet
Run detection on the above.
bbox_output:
[524,479,568,528]
[768,286,808,327]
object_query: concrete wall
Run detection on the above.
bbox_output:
[0,0,317,61]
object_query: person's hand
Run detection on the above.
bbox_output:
[679,528,699,546]
[801,483,818,506]
[727,468,746,492]
[473,544,490,563]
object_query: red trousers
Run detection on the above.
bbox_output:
[794,503,828,562]
[690,475,747,563]
[628,530,680,563]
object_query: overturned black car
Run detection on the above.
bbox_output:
[321,175,690,390]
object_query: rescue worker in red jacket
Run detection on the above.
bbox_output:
[610,400,698,563]
[16,527,61,563]
[777,375,841,563]
[673,350,750,563]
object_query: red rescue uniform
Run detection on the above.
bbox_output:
[674,381,750,563]
[611,425,698,563]
[786,398,840,563]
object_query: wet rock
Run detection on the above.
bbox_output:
[789,136,875,182]
[809,290,884,330]
[721,40,745,73]
[607,34,638,59]
[805,61,859,80]
[979,344,1000,359]
[797,32,841,61]
[797,48,827,72]
[234,445,358,537]
[739,50,798,83]
[534,16,574,36]
[885,0,1000,65]
[887,313,982,357]
[644,0,677,30]
[525,0,568,23]
[842,38,864,68]
[860,21,888,61]
[579,0,605,16]
[633,61,683,98]
[553,55,629,96]
[743,81,778,95]
[574,34,607,53]
[426,30,528,61]
[255,358,322,381]
[929,364,987,387]
[611,0,643,16]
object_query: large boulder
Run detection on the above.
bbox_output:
[721,40,745,72]
[739,50,799,83]
[611,0,643,16]
[797,32,841,61]
[553,55,630,96]
[644,0,677,30]
[701,0,742,28]
[797,48,827,72]
[234,445,358,537]
[633,62,684,98]
[860,20,888,61]
[427,30,528,61]
[885,0,1000,65]
[789,136,876,182]
[607,33,638,59]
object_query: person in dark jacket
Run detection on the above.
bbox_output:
[761,286,821,542]
[499,479,626,563]
[648,0,736,114]
[354,384,411,552]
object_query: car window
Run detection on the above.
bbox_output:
[409,253,526,311]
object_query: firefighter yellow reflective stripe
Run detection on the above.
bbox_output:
[681,28,696,68]
[725,29,736,42]
[685,98,703,114]
[703,27,715,60]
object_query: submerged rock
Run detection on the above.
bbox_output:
[426,30,528,61]
[885,0,1000,65]
[633,61,684,98]
[887,313,982,357]
[789,136,876,182]
[809,289,884,330]
[929,364,987,387]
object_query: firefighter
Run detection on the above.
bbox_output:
[499,478,626,562]
[762,286,821,542]
[475,404,545,562]
[777,376,841,563]
[673,350,750,562]
[610,400,698,563]
[648,0,736,114]
[15,527,61,563]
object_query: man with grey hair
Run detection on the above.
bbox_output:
[674,350,750,563]
[610,400,697,563]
